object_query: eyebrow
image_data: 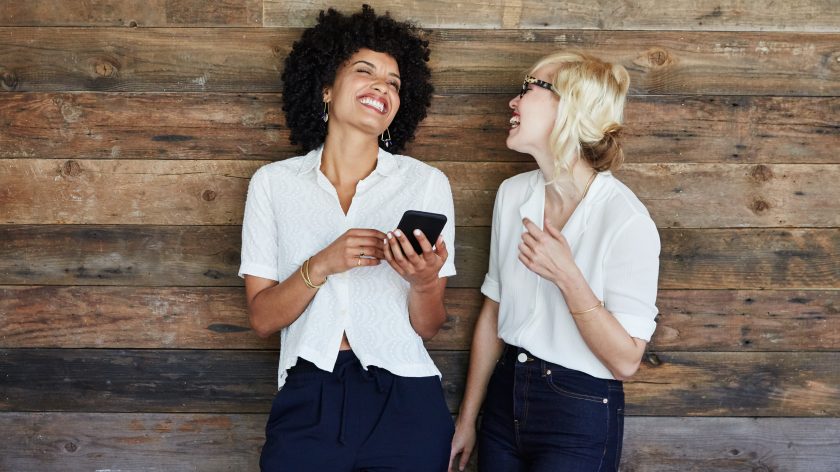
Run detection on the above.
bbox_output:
[353,60,401,80]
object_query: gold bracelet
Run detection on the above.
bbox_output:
[570,300,604,316]
[300,257,326,289]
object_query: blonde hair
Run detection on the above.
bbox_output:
[528,52,630,201]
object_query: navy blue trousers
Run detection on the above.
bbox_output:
[478,345,625,472]
[259,350,454,471]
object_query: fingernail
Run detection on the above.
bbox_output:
[387,232,393,239]
[413,229,421,236]
[394,229,403,237]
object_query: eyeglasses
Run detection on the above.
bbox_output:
[519,76,557,98]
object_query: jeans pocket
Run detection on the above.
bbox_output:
[545,374,608,403]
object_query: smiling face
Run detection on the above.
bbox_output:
[323,48,401,137]
[506,65,560,158]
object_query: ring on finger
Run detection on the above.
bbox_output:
[360,250,365,257]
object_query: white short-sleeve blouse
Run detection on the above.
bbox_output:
[239,146,456,389]
[481,170,660,380]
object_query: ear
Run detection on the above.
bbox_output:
[322,88,332,103]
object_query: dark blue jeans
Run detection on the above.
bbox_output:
[478,344,624,472]
[259,350,454,471]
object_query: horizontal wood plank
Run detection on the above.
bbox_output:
[264,0,840,32]
[3,159,840,228]
[2,225,837,289]
[2,93,838,164]
[0,0,262,27]
[2,286,838,351]
[1,349,839,416]
[3,0,837,31]
[0,286,482,351]
[2,413,839,471]
[1,28,838,95]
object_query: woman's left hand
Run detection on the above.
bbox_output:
[519,217,579,287]
[383,229,447,288]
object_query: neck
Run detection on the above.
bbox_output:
[321,126,380,186]
[542,158,597,214]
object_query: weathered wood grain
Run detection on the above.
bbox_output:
[0,0,262,27]
[0,286,482,350]
[3,0,837,31]
[2,349,839,416]
[2,93,838,164]
[3,159,839,227]
[2,225,838,290]
[658,228,839,290]
[1,28,837,95]
[264,0,840,32]
[652,289,840,351]
[0,225,490,288]
[3,286,836,351]
[2,413,839,472]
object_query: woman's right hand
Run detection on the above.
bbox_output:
[449,419,477,471]
[308,228,387,282]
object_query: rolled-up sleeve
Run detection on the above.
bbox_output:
[480,184,504,302]
[238,167,279,281]
[603,215,660,341]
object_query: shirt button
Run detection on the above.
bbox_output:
[517,353,528,363]
[545,369,552,375]
[603,398,609,404]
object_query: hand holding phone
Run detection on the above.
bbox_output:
[396,210,447,254]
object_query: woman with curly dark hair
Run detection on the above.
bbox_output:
[239,5,455,471]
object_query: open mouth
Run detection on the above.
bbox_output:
[509,115,520,129]
[359,96,387,114]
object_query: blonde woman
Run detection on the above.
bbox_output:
[449,52,660,472]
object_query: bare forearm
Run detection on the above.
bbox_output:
[556,271,646,380]
[457,298,503,424]
[246,261,326,337]
[408,278,447,340]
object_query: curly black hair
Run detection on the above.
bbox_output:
[281,5,433,154]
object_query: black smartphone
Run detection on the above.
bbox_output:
[396,210,447,254]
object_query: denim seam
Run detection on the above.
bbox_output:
[545,376,607,403]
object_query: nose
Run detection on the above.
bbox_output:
[371,80,387,94]
[509,95,520,109]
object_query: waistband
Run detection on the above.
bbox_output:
[502,343,622,388]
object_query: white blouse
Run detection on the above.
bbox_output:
[239,146,456,389]
[481,170,660,380]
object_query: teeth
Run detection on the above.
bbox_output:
[509,116,520,128]
[360,97,385,112]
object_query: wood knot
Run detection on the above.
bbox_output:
[64,442,78,452]
[202,189,217,201]
[62,160,82,177]
[1,70,19,91]
[94,59,119,78]
[751,199,770,213]
[647,48,671,67]
[750,164,773,182]
[128,20,138,28]
[644,352,662,366]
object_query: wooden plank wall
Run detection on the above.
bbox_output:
[1,1,838,470]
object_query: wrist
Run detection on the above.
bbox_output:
[410,277,439,293]
[307,254,329,285]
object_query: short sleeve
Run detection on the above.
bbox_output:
[422,170,457,278]
[603,215,660,341]
[480,182,504,302]
[238,167,279,281]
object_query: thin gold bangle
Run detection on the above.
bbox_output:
[300,257,325,289]
[570,300,603,316]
